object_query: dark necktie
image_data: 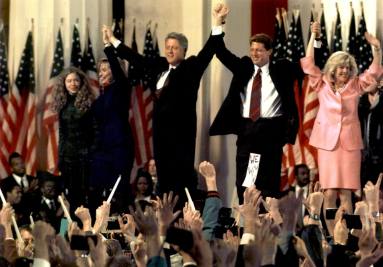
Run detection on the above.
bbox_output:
[249,68,262,121]
[20,180,24,191]
[49,200,56,210]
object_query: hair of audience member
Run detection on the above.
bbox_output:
[0,178,20,195]
[36,171,58,188]
[294,163,309,177]
[106,255,134,267]
[104,239,123,257]
[8,152,22,166]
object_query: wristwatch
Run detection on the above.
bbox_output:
[372,211,380,218]
[309,213,321,221]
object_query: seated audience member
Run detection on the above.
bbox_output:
[292,164,310,232]
[18,224,34,258]
[32,172,69,232]
[0,179,29,226]
[2,152,38,194]
[145,158,159,195]
[132,169,156,204]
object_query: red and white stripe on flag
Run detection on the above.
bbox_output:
[129,82,153,180]
[281,77,318,190]
[42,78,59,175]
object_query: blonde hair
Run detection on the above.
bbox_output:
[323,51,358,83]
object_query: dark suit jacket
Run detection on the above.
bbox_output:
[209,34,299,146]
[1,174,35,189]
[33,196,61,231]
[114,33,221,192]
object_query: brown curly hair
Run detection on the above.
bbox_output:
[51,67,95,113]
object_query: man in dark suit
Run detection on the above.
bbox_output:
[33,173,66,232]
[102,4,229,201]
[210,22,300,202]
[2,152,38,194]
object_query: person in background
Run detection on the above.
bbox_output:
[132,169,156,205]
[358,77,383,187]
[301,21,383,235]
[145,158,159,195]
[52,67,96,209]
[33,172,68,232]
[291,164,310,232]
[2,152,38,194]
[0,179,28,226]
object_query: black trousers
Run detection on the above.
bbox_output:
[236,117,286,203]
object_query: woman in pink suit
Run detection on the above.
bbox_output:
[301,21,382,234]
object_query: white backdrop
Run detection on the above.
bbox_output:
[7,0,381,205]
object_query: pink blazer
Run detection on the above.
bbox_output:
[300,56,383,151]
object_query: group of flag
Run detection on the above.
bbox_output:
[276,3,374,189]
[0,20,160,180]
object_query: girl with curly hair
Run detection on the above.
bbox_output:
[52,67,96,208]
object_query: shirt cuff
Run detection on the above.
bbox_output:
[207,191,220,198]
[313,39,321,48]
[212,25,223,35]
[33,258,50,267]
[160,235,170,249]
[111,39,122,48]
[240,233,255,245]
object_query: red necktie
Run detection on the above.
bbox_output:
[249,68,262,121]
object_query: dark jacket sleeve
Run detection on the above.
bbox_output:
[104,45,127,85]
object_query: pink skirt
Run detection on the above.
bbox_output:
[317,142,361,190]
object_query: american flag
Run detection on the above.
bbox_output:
[307,9,314,42]
[347,4,357,58]
[70,24,82,68]
[331,5,342,53]
[3,31,37,176]
[82,26,99,95]
[42,29,64,175]
[0,25,10,177]
[128,26,157,179]
[112,19,124,43]
[316,10,330,69]
[272,8,286,63]
[285,11,305,63]
[355,6,372,72]
[153,25,160,57]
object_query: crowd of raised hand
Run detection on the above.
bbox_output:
[0,161,383,267]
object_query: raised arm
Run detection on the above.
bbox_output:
[102,25,129,83]
[305,21,321,58]
[103,25,148,70]
[365,32,382,67]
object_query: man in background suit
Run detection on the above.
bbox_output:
[33,173,67,232]
[2,152,38,193]
[210,12,299,202]
[102,4,229,202]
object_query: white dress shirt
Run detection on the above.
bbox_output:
[242,63,282,118]
[12,173,29,189]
